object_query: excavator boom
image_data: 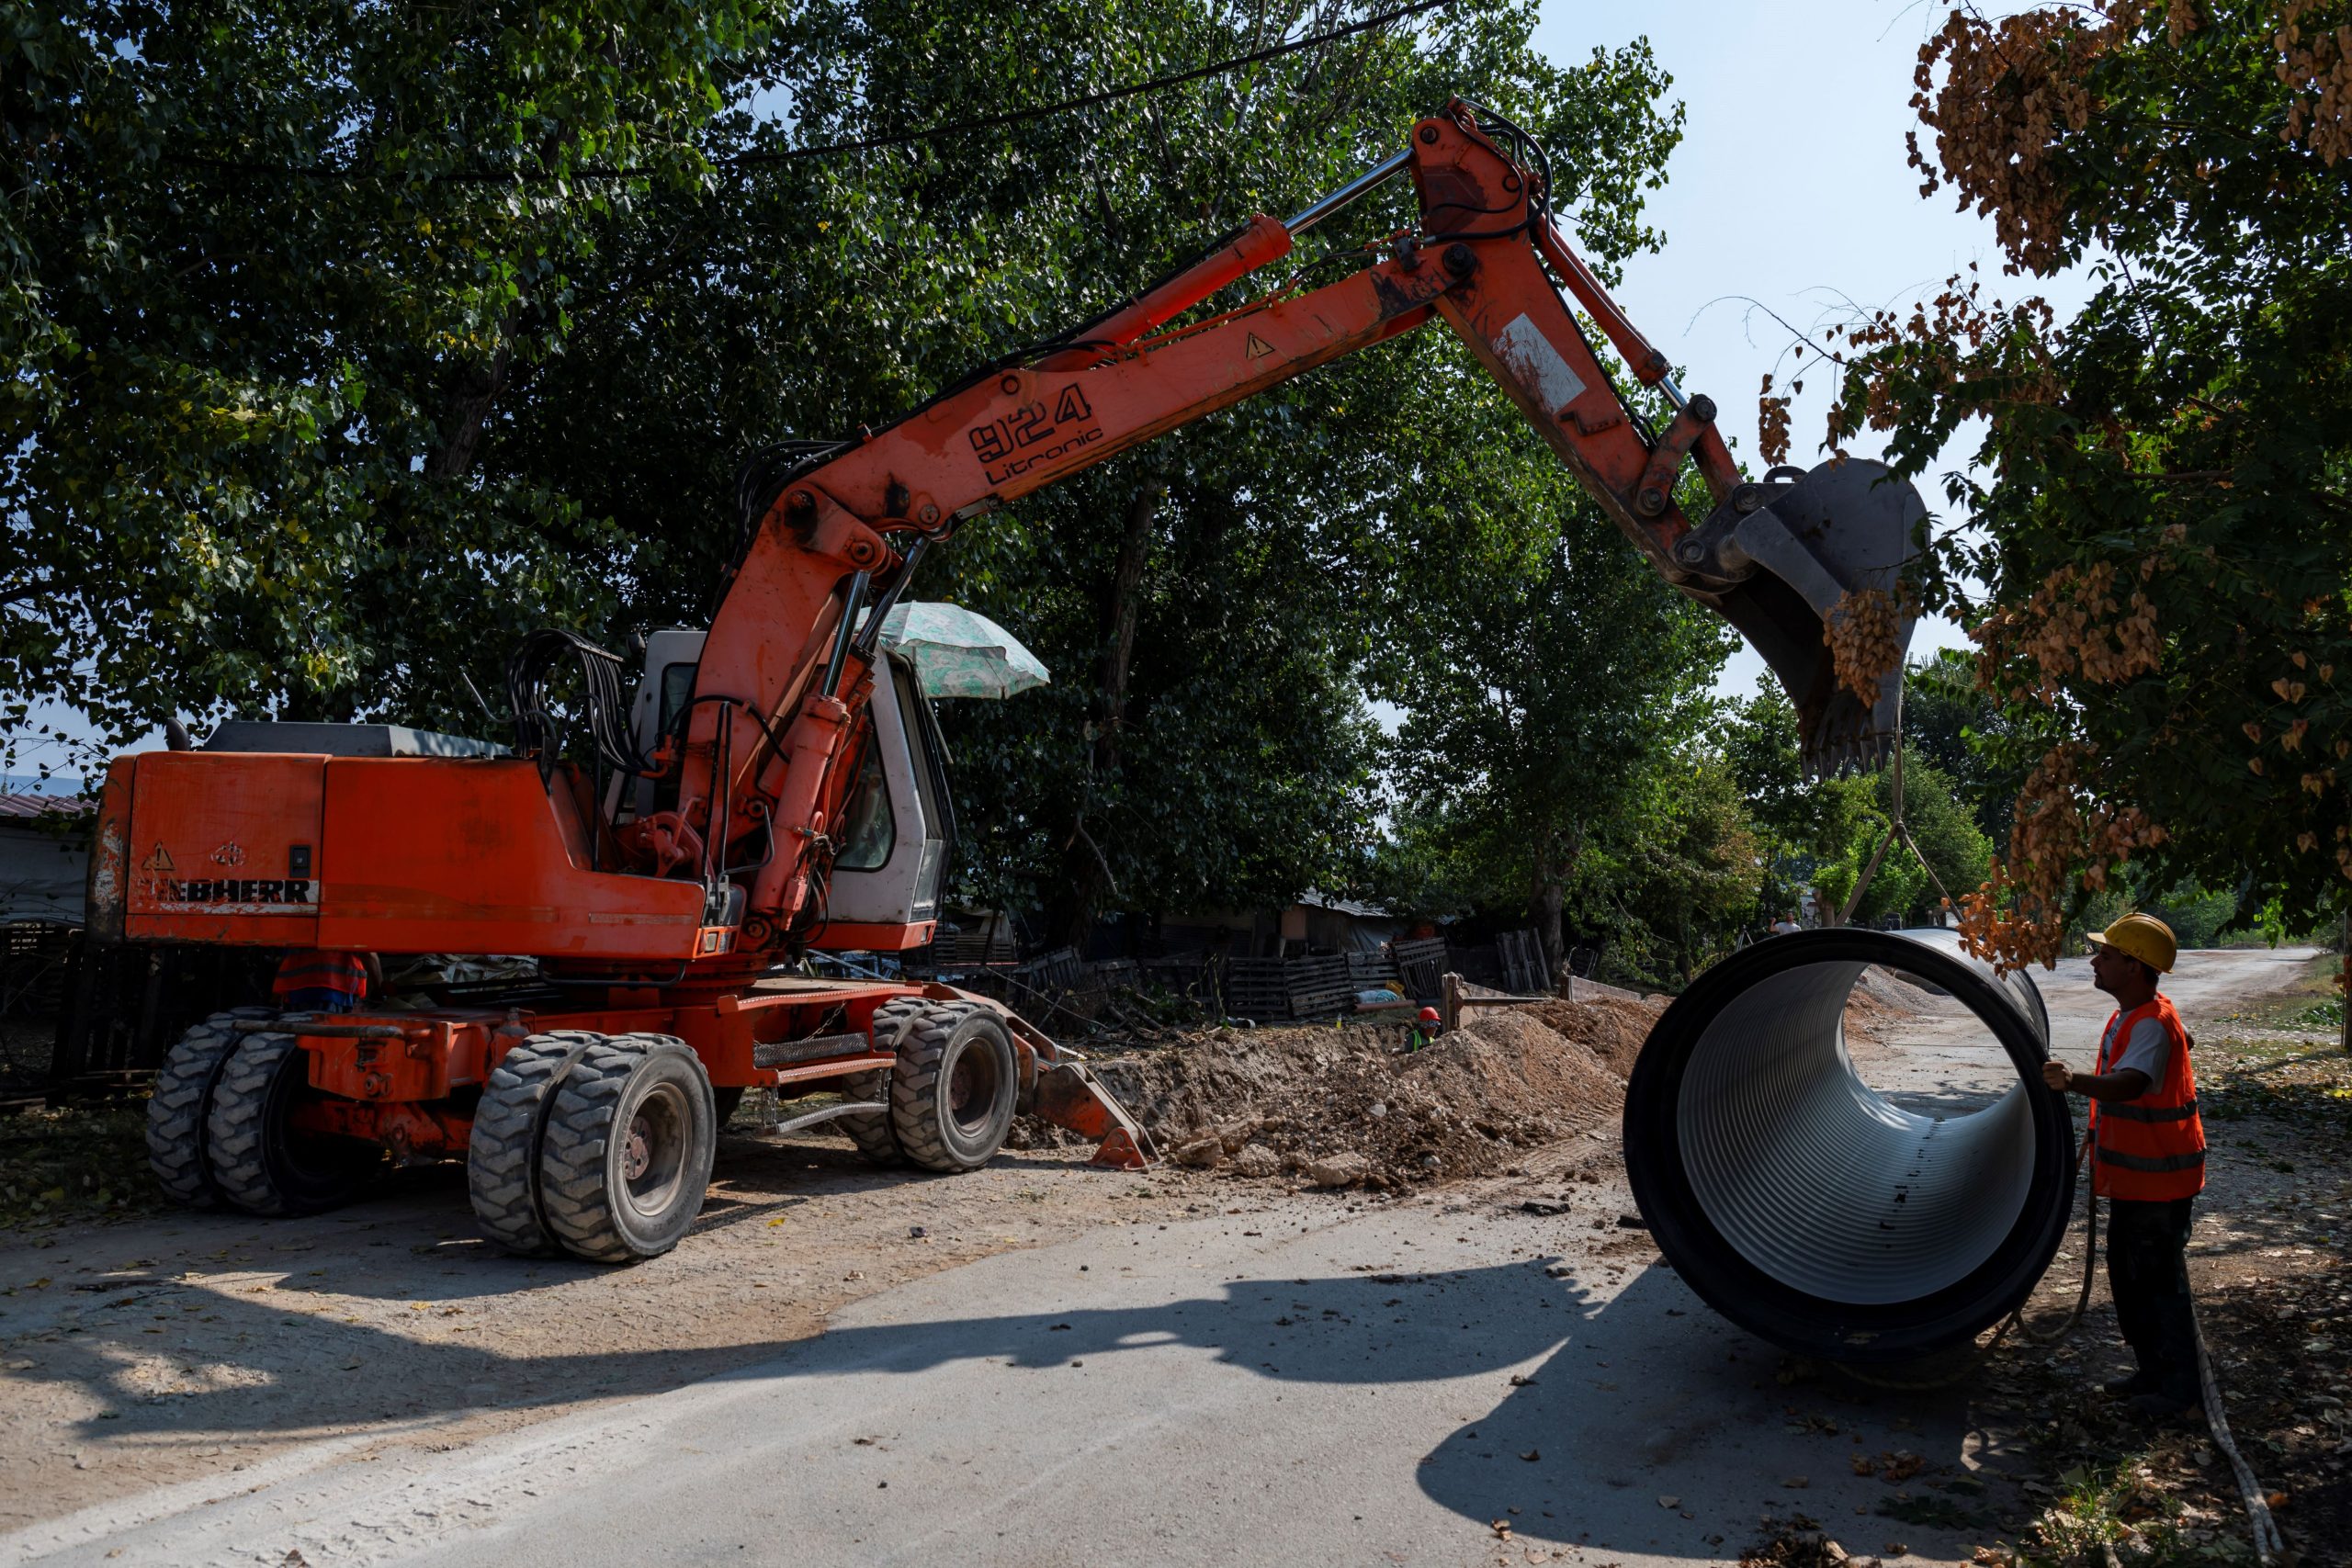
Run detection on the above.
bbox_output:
[675,100,1920,952]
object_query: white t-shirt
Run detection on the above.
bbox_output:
[2100,1011,2173,1086]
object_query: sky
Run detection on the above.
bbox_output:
[1530,0,2093,704]
[12,0,2090,785]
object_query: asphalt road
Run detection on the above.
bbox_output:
[3,944,2316,1568]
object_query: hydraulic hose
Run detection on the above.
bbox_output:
[1623,927,2077,1364]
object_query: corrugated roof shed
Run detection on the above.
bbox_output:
[0,794,93,818]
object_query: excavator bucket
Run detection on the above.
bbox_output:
[1676,457,1925,775]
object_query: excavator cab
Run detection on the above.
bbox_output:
[612,626,959,941]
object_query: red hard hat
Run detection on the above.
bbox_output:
[1418,1007,1441,1024]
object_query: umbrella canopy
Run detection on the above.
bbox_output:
[871,602,1051,701]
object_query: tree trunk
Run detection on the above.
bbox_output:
[1531,829,1580,987]
[1045,467,1169,951]
[423,337,515,482]
[2340,911,2350,1056]
[1533,873,1565,989]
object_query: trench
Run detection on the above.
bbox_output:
[1623,927,2076,1363]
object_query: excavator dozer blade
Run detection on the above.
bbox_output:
[1679,457,1925,775]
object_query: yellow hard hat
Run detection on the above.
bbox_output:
[2086,912,2177,974]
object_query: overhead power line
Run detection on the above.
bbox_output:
[167,0,1460,186]
[730,0,1457,164]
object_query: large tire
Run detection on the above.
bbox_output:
[889,1004,1018,1173]
[838,998,928,1165]
[468,1030,604,1257]
[538,1033,716,1263]
[206,1032,381,1216]
[148,1008,276,1208]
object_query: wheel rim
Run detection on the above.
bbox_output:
[620,1081,690,1218]
[945,1039,1003,1137]
[266,1043,368,1190]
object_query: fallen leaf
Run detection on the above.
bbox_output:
[1784,1476,1810,1488]
[1657,1495,1679,1508]
[1519,1450,1540,1461]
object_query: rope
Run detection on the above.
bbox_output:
[1834,692,1957,928]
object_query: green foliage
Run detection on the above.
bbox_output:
[1724,672,1992,930]
[1565,747,1760,987]
[1837,2,2352,946]
[7,0,1700,928]
[1368,477,1736,970]
[2,1,776,746]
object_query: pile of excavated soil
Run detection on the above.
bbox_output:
[1067,997,1664,1190]
[1843,964,1964,1038]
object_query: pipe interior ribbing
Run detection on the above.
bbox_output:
[1676,959,2031,1304]
[1624,927,2072,1362]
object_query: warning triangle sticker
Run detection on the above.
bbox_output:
[143,844,175,874]
[1245,333,1275,360]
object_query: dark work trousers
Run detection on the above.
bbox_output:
[2106,1195,2199,1400]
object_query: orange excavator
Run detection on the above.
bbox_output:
[95,101,1920,1262]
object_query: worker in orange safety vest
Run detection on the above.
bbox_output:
[272,950,381,1014]
[2040,912,2206,1421]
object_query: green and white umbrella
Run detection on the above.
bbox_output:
[872,602,1051,701]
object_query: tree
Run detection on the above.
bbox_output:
[1371,481,1736,974]
[1567,747,1761,986]
[3,1,779,754]
[1823,1,2352,965]
[1901,648,2021,844]
[1724,673,1991,929]
[7,0,1691,946]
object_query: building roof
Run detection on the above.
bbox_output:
[0,793,94,819]
[1296,889,1393,919]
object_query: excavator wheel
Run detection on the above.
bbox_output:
[206,1031,383,1216]
[889,1003,1019,1174]
[837,998,930,1165]
[537,1032,717,1263]
[148,1008,277,1208]
[468,1029,605,1257]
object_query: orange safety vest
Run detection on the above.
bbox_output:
[273,950,368,998]
[2089,993,2205,1201]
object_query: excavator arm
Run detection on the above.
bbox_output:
[643,99,1921,953]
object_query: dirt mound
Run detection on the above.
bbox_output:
[1525,997,1658,1077]
[1844,964,1964,1037]
[1075,996,1664,1190]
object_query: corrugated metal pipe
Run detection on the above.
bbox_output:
[1623,928,2077,1364]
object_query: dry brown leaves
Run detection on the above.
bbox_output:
[1910,7,2110,273]
[1916,3,2348,270]
[2276,0,2352,164]
[1972,560,2163,703]
[1823,587,1904,704]
[1956,742,2166,970]
[1758,372,1792,467]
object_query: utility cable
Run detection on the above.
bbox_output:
[730,0,1458,167]
[165,0,1461,186]
[2196,1300,2286,1566]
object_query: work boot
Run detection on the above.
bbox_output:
[2127,1389,2204,1425]
[2101,1369,2159,1397]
